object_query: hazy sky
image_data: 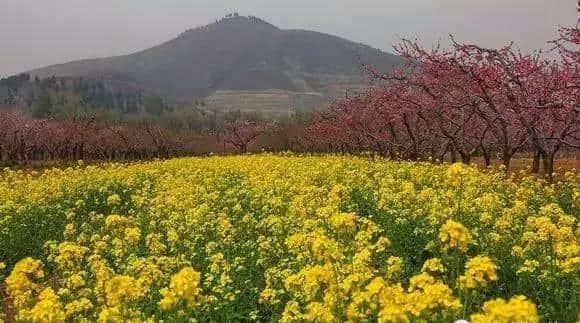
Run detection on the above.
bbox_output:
[0,0,577,77]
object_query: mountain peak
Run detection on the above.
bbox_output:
[216,14,279,28]
[28,17,404,109]
[178,15,279,37]
[221,14,278,27]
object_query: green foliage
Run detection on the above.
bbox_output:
[144,95,165,116]
[50,92,92,119]
[30,91,53,118]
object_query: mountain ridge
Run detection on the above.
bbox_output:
[28,15,404,109]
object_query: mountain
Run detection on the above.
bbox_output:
[28,15,404,113]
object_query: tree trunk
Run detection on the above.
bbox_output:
[481,147,491,167]
[543,153,555,181]
[450,147,457,163]
[502,149,512,172]
[532,148,542,174]
[460,151,471,164]
[378,145,386,158]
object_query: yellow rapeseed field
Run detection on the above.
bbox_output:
[0,155,578,322]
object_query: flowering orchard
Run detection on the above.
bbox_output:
[2,22,578,167]
[0,155,578,322]
[300,22,579,173]
[0,110,226,162]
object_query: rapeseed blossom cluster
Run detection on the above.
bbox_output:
[458,256,498,289]
[439,219,473,252]
[471,295,539,323]
[0,156,577,322]
[159,267,203,310]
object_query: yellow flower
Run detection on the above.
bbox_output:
[421,258,446,274]
[304,302,335,323]
[471,295,538,323]
[459,256,498,289]
[159,267,203,310]
[66,273,86,289]
[285,264,334,301]
[525,216,558,243]
[0,155,577,322]
[54,242,88,268]
[104,275,143,306]
[517,260,540,274]
[104,214,130,230]
[559,255,580,274]
[98,306,121,323]
[439,220,472,252]
[511,245,524,257]
[63,223,76,239]
[5,257,45,304]
[329,212,357,233]
[416,282,461,311]
[107,194,122,206]
[446,163,473,187]
[146,233,167,255]
[286,233,342,262]
[386,256,404,280]
[65,298,93,317]
[259,288,280,305]
[74,199,85,208]
[20,287,66,323]
[167,229,179,243]
[408,272,436,291]
[131,259,162,288]
[124,227,141,245]
[280,301,303,323]
[158,289,178,311]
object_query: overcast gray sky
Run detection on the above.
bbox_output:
[0,0,577,77]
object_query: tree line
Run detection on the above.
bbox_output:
[0,108,306,163]
[0,75,172,116]
[0,110,222,162]
[0,18,578,172]
[294,22,579,174]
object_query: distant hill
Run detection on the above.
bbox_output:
[28,15,404,112]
